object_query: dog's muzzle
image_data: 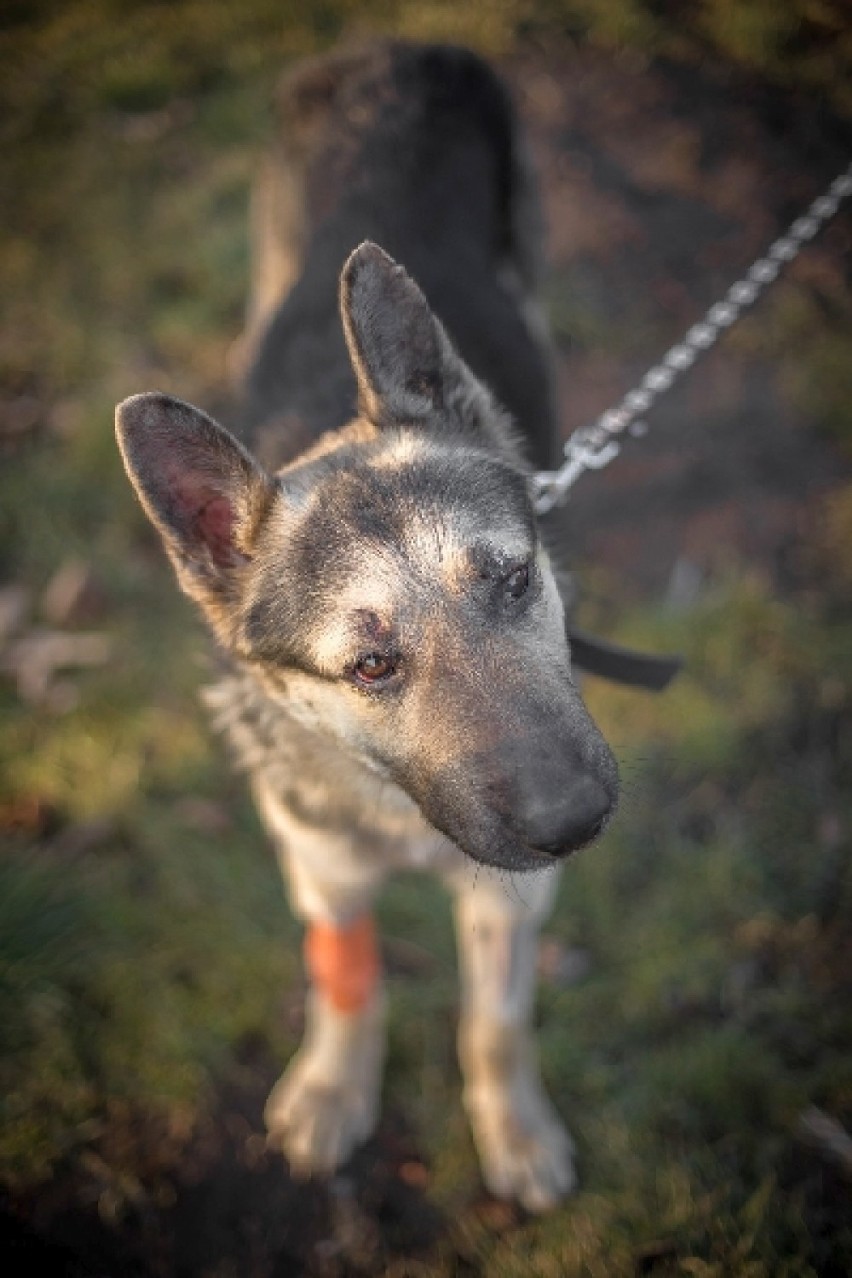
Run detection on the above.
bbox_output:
[409,729,618,871]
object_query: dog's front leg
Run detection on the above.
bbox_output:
[254,780,386,1176]
[450,867,575,1212]
[265,913,385,1175]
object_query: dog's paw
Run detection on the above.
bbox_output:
[465,1083,577,1213]
[264,1013,383,1177]
[265,1065,378,1175]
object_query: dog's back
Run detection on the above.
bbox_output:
[241,41,558,470]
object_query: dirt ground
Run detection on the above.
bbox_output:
[3,39,851,1278]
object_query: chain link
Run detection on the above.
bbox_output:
[533,160,852,515]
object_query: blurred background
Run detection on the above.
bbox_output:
[1,2,851,1274]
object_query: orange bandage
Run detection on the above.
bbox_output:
[304,914,380,1013]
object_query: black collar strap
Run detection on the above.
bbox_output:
[568,626,682,691]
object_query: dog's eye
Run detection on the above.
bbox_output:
[503,564,530,600]
[353,652,397,685]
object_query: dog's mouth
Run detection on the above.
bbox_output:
[467,842,557,875]
[416,789,618,875]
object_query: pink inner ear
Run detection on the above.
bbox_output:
[197,494,245,567]
[164,461,249,570]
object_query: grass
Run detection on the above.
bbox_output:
[1,3,851,1274]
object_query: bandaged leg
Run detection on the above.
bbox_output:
[448,864,574,1212]
[304,913,380,1013]
[266,912,385,1174]
[253,779,386,1175]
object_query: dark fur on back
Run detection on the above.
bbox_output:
[242,41,557,470]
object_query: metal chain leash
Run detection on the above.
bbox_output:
[532,160,852,516]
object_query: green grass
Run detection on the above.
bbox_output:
[1,3,851,1273]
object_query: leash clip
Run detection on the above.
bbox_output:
[533,436,620,515]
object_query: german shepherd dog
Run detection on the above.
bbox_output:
[116,42,621,1212]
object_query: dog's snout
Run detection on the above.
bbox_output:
[518,771,612,857]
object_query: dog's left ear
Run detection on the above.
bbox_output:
[340,241,490,432]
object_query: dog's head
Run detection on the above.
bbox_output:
[116,243,618,871]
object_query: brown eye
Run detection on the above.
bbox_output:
[504,564,529,600]
[353,652,397,685]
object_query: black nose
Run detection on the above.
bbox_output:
[518,772,612,857]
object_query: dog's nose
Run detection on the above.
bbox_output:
[519,773,611,857]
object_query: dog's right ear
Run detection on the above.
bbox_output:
[339,242,445,426]
[115,393,275,630]
[339,243,519,458]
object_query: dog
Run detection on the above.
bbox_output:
[115,41,623,1213]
